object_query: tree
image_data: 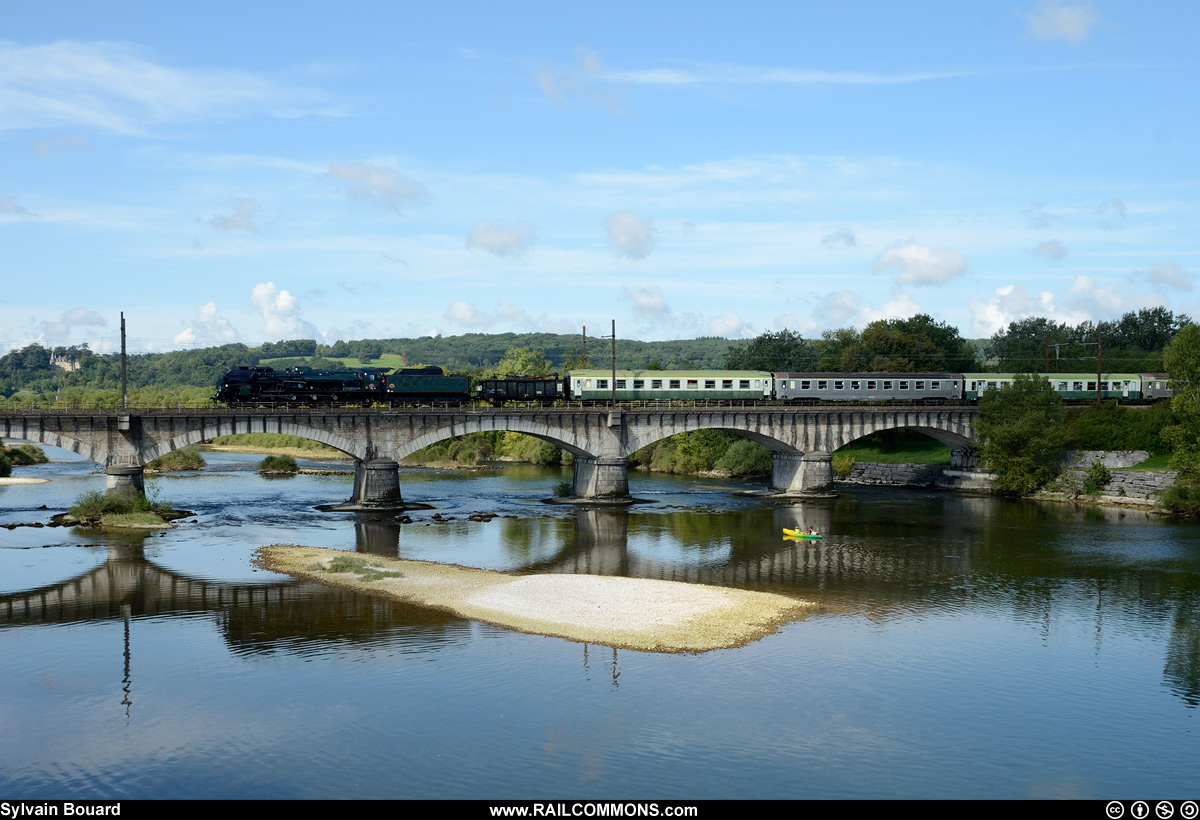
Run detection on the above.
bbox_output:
[977,373,1068,495]
[492,347,553,377]
[723,330,816,371]
[817,314,980,372]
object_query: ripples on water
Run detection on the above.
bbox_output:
[1,446,1198,798]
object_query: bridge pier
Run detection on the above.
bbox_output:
[349,459,403,508]
[572,456,632,503]
[950,447,978,468]
[105,465,145,497]
[770,452,835,497]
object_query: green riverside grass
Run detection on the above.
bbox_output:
[145,447,206,472]
[317,554,404,581]
[258,454,299,474]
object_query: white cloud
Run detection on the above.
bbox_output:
[606,211,655,259]
[820,228,857,248]
[1097,197,1127,218]
[37,307,107,341]
[708,311,745,337]
[174,301,240,345]
[622,286,670,320]
[1033,239,1068,259]
[1023,1,1099,45]
[873,241,967,286]
[0,40,337,135]
[33,135,88,156]
[533,46,622,112]
[443,300,492,328]
[209,197,261,232]
[1062,275,1137,317]
[328,160,427,212]
[968,284,1074,336]
[857,292,923,326]
[1139,262,1194,292]
[466,220,536,257]
[250,282,319,340]
[610,64,975,87]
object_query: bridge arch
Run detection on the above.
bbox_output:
[6,431,108,466]
[140,419,363,463]
[389,416,596,463]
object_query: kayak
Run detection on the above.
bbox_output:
[782,528,822,539]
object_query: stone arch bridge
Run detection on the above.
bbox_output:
[0,406,979,505]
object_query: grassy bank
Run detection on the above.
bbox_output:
[145,447,206,473]
[203,433,348,459]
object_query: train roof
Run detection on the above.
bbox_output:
[567,369,771,378]
[961,372,1150,380]
[773,372,963,379]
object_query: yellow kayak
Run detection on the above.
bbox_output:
[782,528,822,539]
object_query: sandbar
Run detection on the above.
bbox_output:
[257,545,816,653]
[0,477,49,485]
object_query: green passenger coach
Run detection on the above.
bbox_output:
[568,370,772,402]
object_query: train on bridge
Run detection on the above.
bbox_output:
[214,365,1173,408]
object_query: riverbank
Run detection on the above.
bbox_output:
[257,545,817,653]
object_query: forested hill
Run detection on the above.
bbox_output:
[0,334,734,394]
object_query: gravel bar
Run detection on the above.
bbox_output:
[257,545,817,653]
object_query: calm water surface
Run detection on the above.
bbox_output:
[1,446,1198,799]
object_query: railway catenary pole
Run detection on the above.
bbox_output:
[120,311,127,410]
[1096,328,1102,405]
[611,319,616,408]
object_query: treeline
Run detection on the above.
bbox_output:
[0,307,1189,400]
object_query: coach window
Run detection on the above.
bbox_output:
[633,380,644,389]
[670,380,681,389]
[705,380,716,389]
[687,380,698,389]
[915,381,924,390]
[616,379,626,389]
[816,380,827,390]
[884,381,893,390]
[987,381,997,390]
[867,381,877,390]
[834,381,844,390]
[740,380,751,389]
[851,381,861,390]
[651,380,662,389]
[801,381,811,390]
[899,381,909,390]
[1087,382,1096,391]
[1057,382,1067,391]
[722,380,733,389]
[931,381,939,390]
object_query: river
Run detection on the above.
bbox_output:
[1,446,1198,799]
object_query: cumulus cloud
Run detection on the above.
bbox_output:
[622,286,670,320]
[820,228,857,248]
[466,220,536,257]
[37,307,107,341]
[857,292,923,325]
[873,241,967,286]
[605,211,655,259]
[208,197,261,232]
[533,46,622,112]
[1062,275,1135,316]
[1033,239,1068,259]
[250,281,319,339]
[968,284,1074,336]
[1022,1,1099,44]
[708,311,745,337]
[174,301,240,345]
[1138,262,1194,292]
[443,300,493,328]
[328,160,427,212]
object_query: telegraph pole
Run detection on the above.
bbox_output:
[610,319,616,408]
[1096,328,1102,405]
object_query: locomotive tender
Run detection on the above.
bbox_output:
[216,364,1172,407]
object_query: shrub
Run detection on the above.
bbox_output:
[1159,482,1200,519]
[145,447,206,472]
[9,444,48,465]
[258,454,299,474]
[1082,461,1112,496]
[553,478,573,498]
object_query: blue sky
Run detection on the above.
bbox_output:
[2,0,1197,354]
